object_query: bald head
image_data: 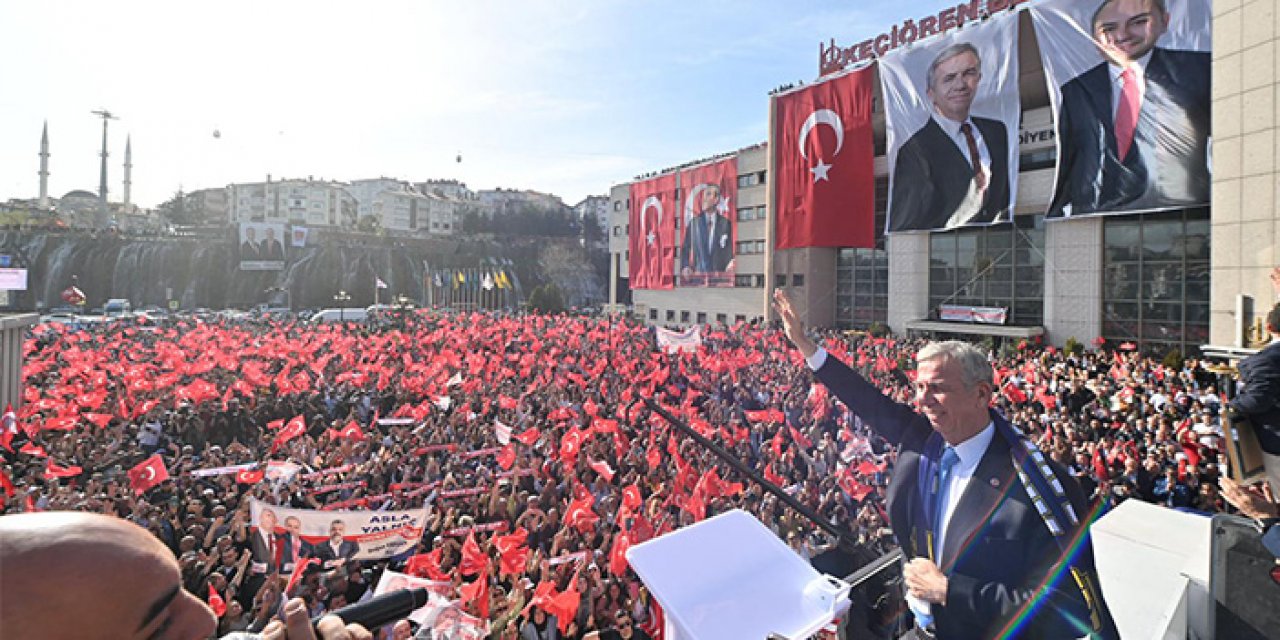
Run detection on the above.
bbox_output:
[0,512,216,640]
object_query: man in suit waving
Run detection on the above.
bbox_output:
[775,289,1116,639]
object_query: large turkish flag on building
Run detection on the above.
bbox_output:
[773,65,875,249]
[628,173,677,290]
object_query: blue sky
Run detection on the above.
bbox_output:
[0,0,959,208]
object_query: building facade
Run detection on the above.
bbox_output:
[185,187,230,226]
[608,7,1278,356]
[228,178,358,228]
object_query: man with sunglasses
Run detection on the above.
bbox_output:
[584,610,651,640]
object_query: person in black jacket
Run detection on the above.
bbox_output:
[1231,300,1280,494]
[775,289,1117,639]
[889,42,1011,232]
[1049,0,1210,217]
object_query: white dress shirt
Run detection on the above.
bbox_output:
[935,422,996,564]
[1108,51,1152,124]
[931,112,991,181]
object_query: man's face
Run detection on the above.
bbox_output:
[260,509,277,532]
[1093,0,1168,66]
[245,228,256,242]
[700,186,720,213]
[928,51,981,122]
[285,517,302,536]
[330,521,345,538]
[265,228,277,241]
[914,356,991,444]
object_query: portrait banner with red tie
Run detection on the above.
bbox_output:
[1031,0,1211,219]
[677,158,737,287]
[879,11,1020,233]
[249,498,429,562]
[773,65,875,250]
[628,173,678,290]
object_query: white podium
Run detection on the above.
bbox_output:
[625,509,850,640]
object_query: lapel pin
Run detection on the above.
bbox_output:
[990,478,1001,488]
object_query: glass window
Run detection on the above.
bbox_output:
[927,219,1045,325]
[665,310,675,322]
[696,312,707,324]
[792,274,805,287]
[648,309,658,320]
[680,310,691,322]
[1102,209,1211,356]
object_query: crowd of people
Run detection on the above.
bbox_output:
[0,306,1259,638]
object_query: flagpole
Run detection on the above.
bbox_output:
[763,92,779,322]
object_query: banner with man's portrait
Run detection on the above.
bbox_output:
[238,222,287,271]
[881,11,1020,233]
[678,158,737,287]
[248,498,428,566]
[1031,0,1211,219]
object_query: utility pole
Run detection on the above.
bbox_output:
[91,109,119,228]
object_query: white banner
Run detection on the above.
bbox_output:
[655,326,703,352]
[373,571,488,638]
[1031,0,1211,218]
[239,222,287,271]
[938,304,1008,324]
[249,498,428,563]
[881,10,1020,232]
[189,462,258,478]
[0,268,29,291]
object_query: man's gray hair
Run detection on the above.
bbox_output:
[916,340,993,389]
[1092,0,1168,31]
[926,42,981,91]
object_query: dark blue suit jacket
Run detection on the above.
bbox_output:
[1050,48,1210,216]
[889,116,1011,232]
[814,354,1115,639]
[1232,341,1280,454]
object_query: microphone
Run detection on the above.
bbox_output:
[315,587,430,629]
[219,588,429,639]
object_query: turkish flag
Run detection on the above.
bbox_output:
[128,454,170,495]
[270,415,306,453]
[208,585,227,618]
[622,484,643,512]
[773,65,875,249]
[405,549,450,581]
[0,468,15,499]
[20,442,46,458]
[496,443,516,471]
[628,173,678,290]
[458,572,491,619]
[589,459,615,483]
[460,532,487,576]
[286,557,318,595]
[236,469,264,485]
[514,427,540,447]
[559,428,584,465]
[608,530,631,577]
[45,459,83,479]
[328,420,365,441]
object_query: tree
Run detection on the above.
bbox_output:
[157,189,197,225]
[528,284,565,314]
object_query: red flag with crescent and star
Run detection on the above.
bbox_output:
[773,64,875,249]
[128,454,170,494]
[628,172,678,290]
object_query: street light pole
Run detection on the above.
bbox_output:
[334,290,350,322]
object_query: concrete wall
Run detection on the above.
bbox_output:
[1210,0,1280,346]
[1043,217,1104,346]
[886,232,930,333]
[0,314,37,410]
